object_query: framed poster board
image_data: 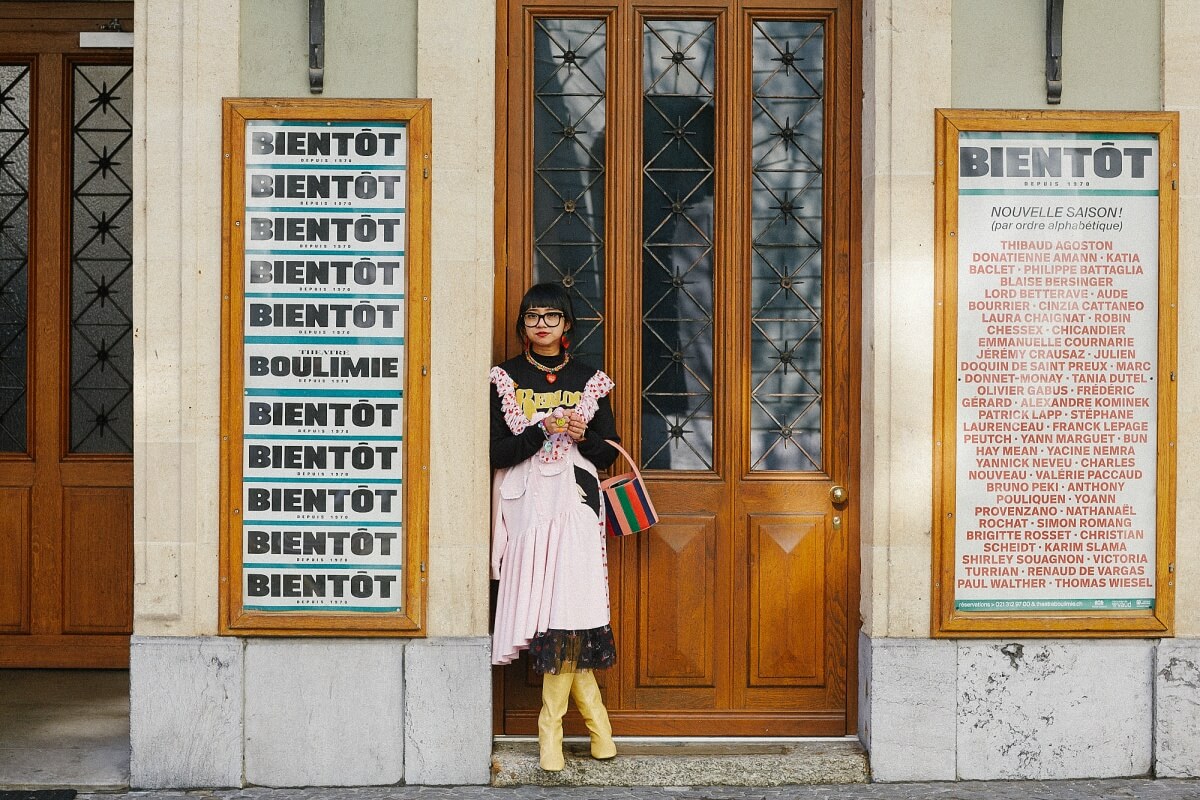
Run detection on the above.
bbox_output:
[932,110,1177,637]
[219,99,431,635]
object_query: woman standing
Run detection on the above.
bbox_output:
[489,282,619,771]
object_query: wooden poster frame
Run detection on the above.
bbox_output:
[932,109,1177,638]
[219,99,431,636]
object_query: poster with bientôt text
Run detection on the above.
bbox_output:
[220,100,430,636]
[932,111,1176,638]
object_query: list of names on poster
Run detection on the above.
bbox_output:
[240,121,407,612]
[954,132,1159,611]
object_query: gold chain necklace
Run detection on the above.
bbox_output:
[525,350,570,383]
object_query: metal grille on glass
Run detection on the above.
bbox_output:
[0,65,28,453]
[641,20,715,471]
[749,21,824,471]
[70,65,134,453]
[532,19,607,366]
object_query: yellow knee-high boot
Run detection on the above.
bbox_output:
[571,670,616,759]
[538,671,575,771]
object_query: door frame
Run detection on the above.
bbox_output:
[492,0,862,736]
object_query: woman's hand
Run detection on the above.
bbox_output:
[565,411,587,442]
[542,407,572,436]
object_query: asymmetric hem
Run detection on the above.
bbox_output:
[529,625,617,674]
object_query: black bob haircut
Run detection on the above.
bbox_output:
[515,281,575,341]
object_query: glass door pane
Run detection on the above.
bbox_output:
[748,21,825,471]
[531,19,608,366]
[640,19,716,471]
[0,64,29,453]
[69,64,134,453]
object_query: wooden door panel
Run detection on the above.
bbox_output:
[734,481,847,708]
[748,513,825,686]
[0,487,32,631]
[61,486,132,634]
[61,462,134,486]
[622,478,730,713]
[739,513,851,715]
[0,633,129,668]
[638,514,716,687]
[30,479,64,634]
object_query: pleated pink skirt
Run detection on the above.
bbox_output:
[491,505,610,666]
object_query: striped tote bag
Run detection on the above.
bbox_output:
[599,440,659,537]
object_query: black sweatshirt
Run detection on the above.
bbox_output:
[489,351,620,472]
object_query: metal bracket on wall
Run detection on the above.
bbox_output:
[309,0,325,94]
[1046,0,1064,104]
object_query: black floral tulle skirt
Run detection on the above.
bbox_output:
[529,624,616,674]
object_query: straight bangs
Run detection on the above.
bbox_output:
[515,282,576,341]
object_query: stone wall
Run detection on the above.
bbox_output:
[130,0,497,787]
[862,635,1199,780]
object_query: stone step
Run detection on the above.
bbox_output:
[490,737,870,787]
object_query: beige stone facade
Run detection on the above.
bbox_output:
[121,0,1200,786]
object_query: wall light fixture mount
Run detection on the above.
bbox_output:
[1046,0,1064,104]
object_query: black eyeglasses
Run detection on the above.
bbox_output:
[522,311,564,327]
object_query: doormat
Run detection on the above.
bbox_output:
[0,792,77,800]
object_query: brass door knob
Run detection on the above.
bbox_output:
[830,485,849,505]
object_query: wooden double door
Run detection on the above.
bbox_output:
[0,4,134,668]
[497,0,860,735]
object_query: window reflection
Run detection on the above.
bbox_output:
[0,65,30,453]
[70,65,135,453]
[532,19,608,365]
[641,19,716,471]
[749,21,825,471]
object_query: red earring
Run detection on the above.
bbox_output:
[562,335,571,350]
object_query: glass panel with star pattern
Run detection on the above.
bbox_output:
[640,19,716,471]
[0,64,29,453]
[532,19,607,367]
[69,64,133,453]
[749,20,824,471]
